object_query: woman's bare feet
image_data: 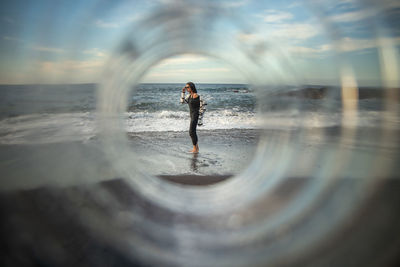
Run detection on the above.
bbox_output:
[190,145,199,153]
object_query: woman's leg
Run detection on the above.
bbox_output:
[189,115,199,152]
[189,119,198,145]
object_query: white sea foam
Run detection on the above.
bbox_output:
[0,113,96,145]
[125,110,259,132]
[0,110,392,144]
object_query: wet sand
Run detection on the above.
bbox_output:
[158,174,232,185]
[0,126,399,265]
[1,127,399,191]
[0,129,259,191]
[127,128,260,176]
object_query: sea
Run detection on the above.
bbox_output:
[0,83,257,144]
[0,83,399,190]
[0,83,396,144]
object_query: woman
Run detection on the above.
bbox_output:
[181,82,200,153]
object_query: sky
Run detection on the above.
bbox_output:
[0,0,399,86]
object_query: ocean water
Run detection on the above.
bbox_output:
[0,83,256,144]
[0,83,396,145]
[0,84,97,144]
[0,83,399,189]
[127,83,256,133]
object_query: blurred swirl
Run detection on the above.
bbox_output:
[1,0,399,266]
[95,0,400,266]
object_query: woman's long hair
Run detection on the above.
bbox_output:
[186,82,197,93]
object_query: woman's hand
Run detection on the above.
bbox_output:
[182,87,185,93]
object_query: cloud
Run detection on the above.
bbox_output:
[253,10,319,42]
[4,36,66,54]
[3,36,22,42]
[93,13,143,30]
[156,0,176,4]
[83,48,108,58]
[291,36,400,56]
[335,0,400,9]
[157,54,208,67]
[143,65,242,83]
[140,54,245,82]
[39,59,104,72]
[28,56,106,83]
[156,0,249,9]
[329,9,375,23]
[324,0,400,23]
[238,22,320,51]
[149,67,229,76]
[222,0,250,8]
[32,46,65,53]
[126,14,143,23]
[142,54,243,82]
[335,37,374,52]
[95,19,119,28]
[334,36,400,52]
[288,44,331,56]
[147,55,225,79]
[268,23,319,41]
[259,10,293,23]
[288,36,400,58]
[287,2,302,9]
[236,24,322,61]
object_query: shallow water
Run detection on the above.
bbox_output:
[0,83,399,191]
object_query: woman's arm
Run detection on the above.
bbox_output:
[180,87,186,103]
[180,92,190,104]
[180,91,185,103]
[180,87,191,104]
[199,96,206,112]
[198,96,206,126]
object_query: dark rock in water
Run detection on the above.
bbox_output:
[276,87,328,99]
[358,88,385,99]
[291,87,327,99]
[275,86,399,101]
[357,87,399,101]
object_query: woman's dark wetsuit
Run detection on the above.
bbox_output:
[188,95,200,146]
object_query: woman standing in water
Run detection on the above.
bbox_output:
[181,82,200,153]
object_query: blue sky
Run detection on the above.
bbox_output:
[0,0,399,86]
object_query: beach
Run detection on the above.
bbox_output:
[0,83,261,189]
[0,83,399,266]
[127,128,259,177]
[1,125,398,191]
[0,128,259,190]
[1,83,398,190]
